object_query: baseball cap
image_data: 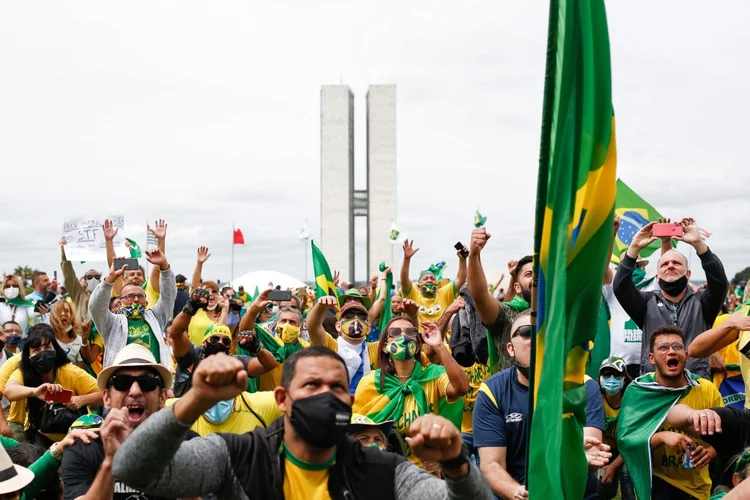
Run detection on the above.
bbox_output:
[348,413,394,436]
[175,274,188,284]
[599,356,627,375]
[338,300,369,319]
[97,344,173,391]
[337,289,372,310]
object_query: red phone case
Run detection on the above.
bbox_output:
[44,389,73,404]
[652,223,683,238]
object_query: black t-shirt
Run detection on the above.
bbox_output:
[61,430,200,500]
[703,407,750,458]
[174,345,251,397]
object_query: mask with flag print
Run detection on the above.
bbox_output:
[121,303,145,320]
[366,442,386,453]
[277,323,300,344]
[418,283,438,298]
[386,335,417,361]
[341,318,369,344]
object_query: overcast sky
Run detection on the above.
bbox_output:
[1,1,748,287]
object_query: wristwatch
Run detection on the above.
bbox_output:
[439,446,469,471]
[49,442,63,461]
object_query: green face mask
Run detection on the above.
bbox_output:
[632,268,646,285]
[385,335,417,361]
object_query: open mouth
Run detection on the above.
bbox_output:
[126,403,146,423]
[666,358,679,369]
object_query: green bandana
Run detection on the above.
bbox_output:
[370,363,463,429]
[506,295,530,312]
[632,268,655,290]
[5,296,34,308]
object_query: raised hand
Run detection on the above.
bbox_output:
[238,331,261,353]
[470,228,491,256]
[196,246,211,264]
[316,295,339,310]
[183,288,210,316]
[101,408,132,458]
[102,219,119,241]
[446,296,466,315]
[420,322,444,347]
[191,353,247,403]
[333,270,340,287]
[251,288,272,312]
[81,320,92,343]
[106,261,128,284]
[403,239,419,259]
[613,214,621,237]
[677,218,701,246]
[145,249,168,270]
[148,219,168,241]
[405,414,465,464]
[629,222,657,252]
[401,299,418,317]
[59,236,67,247]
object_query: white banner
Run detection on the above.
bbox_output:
[62,216,125,261]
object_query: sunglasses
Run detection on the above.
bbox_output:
[387,327,418,339]
[85,275,102,281]
[511,325,533,339]
[342,311,368,321]
[3,284,18,289]
[107,373,162,392]
[207,335,231,347]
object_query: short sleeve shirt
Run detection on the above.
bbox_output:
[405,282,458,327]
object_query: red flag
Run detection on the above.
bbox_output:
[233,228,245,245]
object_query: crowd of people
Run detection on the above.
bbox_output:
[0,216,747,500]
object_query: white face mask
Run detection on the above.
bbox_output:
[86,278,100,292]
[3,287,19,300]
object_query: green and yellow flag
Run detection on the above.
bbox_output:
[311,240,339,300]
[473,209,487,228]
[529,0,617,497]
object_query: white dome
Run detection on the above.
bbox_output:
[230,270,306,293]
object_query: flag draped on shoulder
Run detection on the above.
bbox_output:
[311,240,338,300]
[613,179,674,264]
[529,0,617,497]
[616,372,701,500]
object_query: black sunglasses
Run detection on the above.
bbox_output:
[511,325,533,339]
[85,275,102,281]
[108,373,162,392]
[342,310,368,321]
[207,335,231,347]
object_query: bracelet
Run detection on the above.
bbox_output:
[439,444,469,471]
[81,342,89,348]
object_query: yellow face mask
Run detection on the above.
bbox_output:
[277,323,300,344]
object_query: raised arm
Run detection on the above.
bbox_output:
[168,310,201,359]
[454,244,468,291]
[401,240,419,296]
[89,263,128,344]
[191,246,211,291]
[236,334,278,376]
[612,222,656,329]
[467,228,500,326]
[422,323,469,399]
[603,215,620,285]
[368,269,390,325]
[79,320,102,366]
[144,250,175,328]
[688,310,750,358]
[60,238,86,303]
[238,289,271,333]
[147,219,167,294]
[307,296,338,346]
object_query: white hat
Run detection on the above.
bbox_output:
[0,445,34,495]
[97,344,173,391]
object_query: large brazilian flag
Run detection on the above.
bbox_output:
[311,240,339,300]
[613,179,672,264]
[528,0,617,498]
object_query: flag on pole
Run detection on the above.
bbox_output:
[147,233,158,248]
[389,223,400,241]
[311,240,338,300]
[125,238,142,259]
[233,228,245,245]
[299,220,311,241]
[473,209,487,228]
[378,262,393,332]
[613,179,675,263]
[529,0,617,498]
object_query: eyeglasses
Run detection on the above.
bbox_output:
[511,325,533,339]
[107,373,162,392]
[3,329,21,335]
[121,293,147,302]
[387,327,418,339]
[85,275,101,281]
[224,294,235,299]
[656,342,685,354]
[207,335,231,347]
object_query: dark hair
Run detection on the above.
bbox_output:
[2,321,20,329]
[281,347,348,390]
[32,271,47,284]
[21,324,71,432]
[649,325,685,353]
[514,255,533,282]
[109,297,121,308]
[376,316,421,392]
[7,442,62,499]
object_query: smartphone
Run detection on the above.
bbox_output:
[34,300,46,313]
[268,290,292,302]
[114,258,140,272]
[42,291,57,304]
[44,389,73,404]
[454,241,469,259]
[652,223,683,238]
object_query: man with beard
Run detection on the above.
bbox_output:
[307,296,380,393]
[400,239,467,328]
[60,343,174,499]
[613,218,728,378]
[467,227,531,372]
[112,347,493,499]
[473,312,610,499]
[617,326,722,500]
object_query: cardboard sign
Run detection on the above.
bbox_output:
[62,216,125,261]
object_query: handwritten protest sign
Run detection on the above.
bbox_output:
[62,216,125,261]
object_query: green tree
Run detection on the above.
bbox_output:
[732,267,750,286]
[11,266,42,294]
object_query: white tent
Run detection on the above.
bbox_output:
[230,270,306,294]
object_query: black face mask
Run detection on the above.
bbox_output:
[289,391,352,449]
[512,357,531,379]
[204,343,230,357]
[30,350,57,374]
[659,275,688,297]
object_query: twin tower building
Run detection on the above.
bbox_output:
[320,85,397,284]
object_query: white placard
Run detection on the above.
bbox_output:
[62,216,125,261]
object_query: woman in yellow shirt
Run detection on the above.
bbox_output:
[4,324,102,446]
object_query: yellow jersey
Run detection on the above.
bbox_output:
[651,378,723,500]
[0,355,24,425]
[461,362,490,434]
[283,444,333,500]
[404,282,457,328]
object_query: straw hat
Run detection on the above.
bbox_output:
[97,344,173,391]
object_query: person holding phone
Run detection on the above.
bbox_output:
[89,249,176,371]
[3,324,102,446]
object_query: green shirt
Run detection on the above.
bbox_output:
[126,318,161,363]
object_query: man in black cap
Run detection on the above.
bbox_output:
[173,274,189,319]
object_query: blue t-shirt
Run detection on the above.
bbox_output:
[473,368,606,488]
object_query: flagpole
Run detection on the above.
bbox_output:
[145,220,150,277]
[231,222,235,286]
[304,238,308,284]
